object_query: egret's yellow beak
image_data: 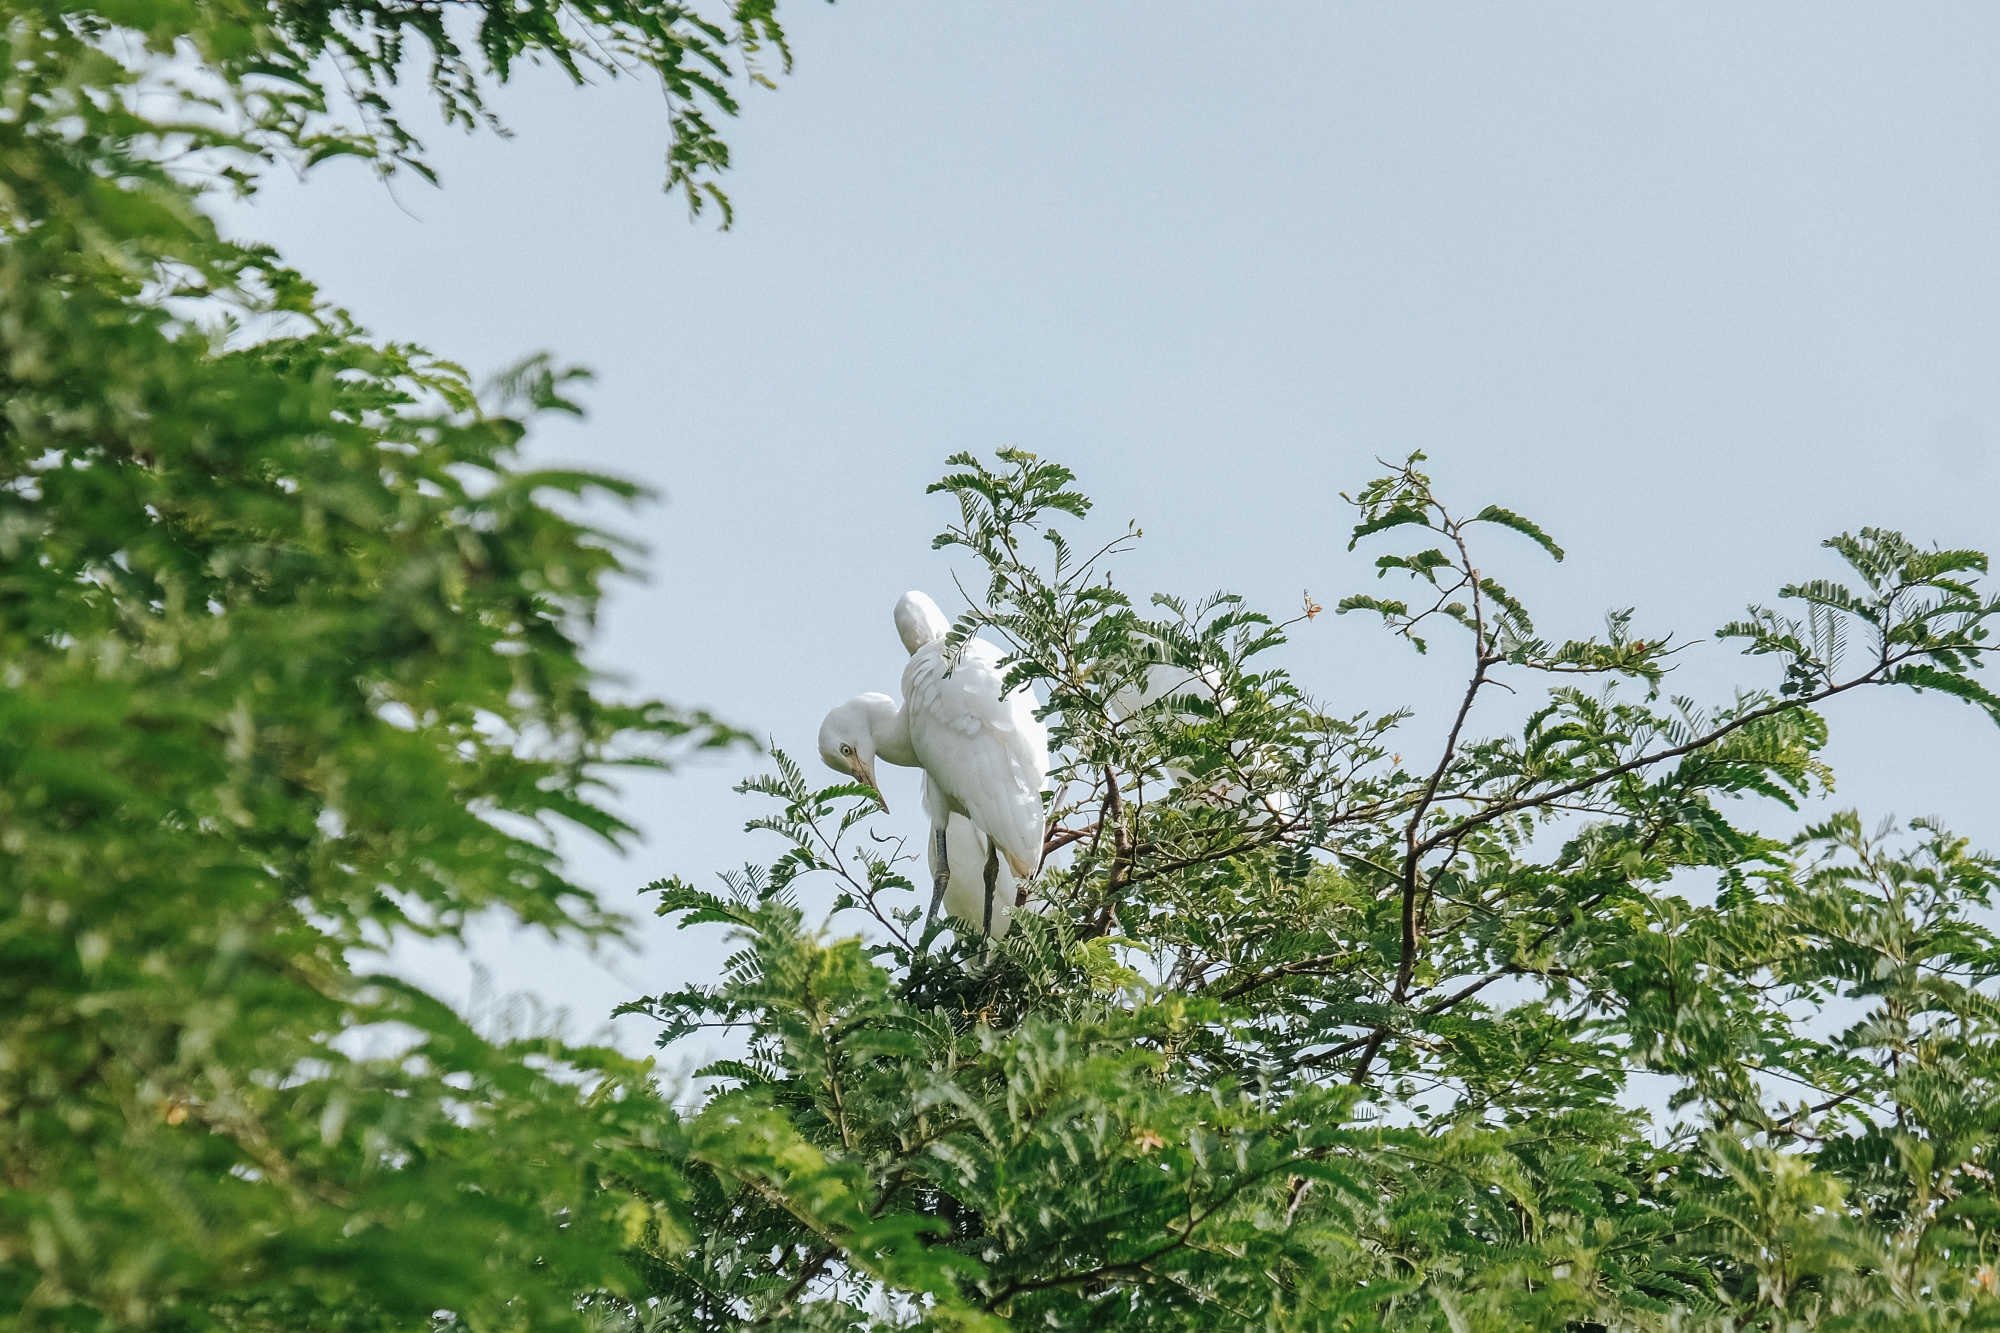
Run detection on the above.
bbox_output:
[850,759,887,811]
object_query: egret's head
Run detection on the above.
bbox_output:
[894,590,951,656]
[817,694,890,808]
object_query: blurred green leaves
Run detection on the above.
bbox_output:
[0,0,769,1327]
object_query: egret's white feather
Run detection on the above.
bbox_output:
[902,633,1046,879]
[1105,648,1290,815]
[895,590,952,655]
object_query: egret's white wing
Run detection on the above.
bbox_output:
[1108,658,1221,722]
[953,640,1050,863]
[1105,652,1221,790]
[976,636,1050,802]
[903,638,1046,878]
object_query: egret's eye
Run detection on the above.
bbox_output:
[840,744,854,757]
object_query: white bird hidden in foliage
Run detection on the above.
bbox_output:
[1107,646,1293,819]
[817,590,1046,939]
[1107,646,1221,791]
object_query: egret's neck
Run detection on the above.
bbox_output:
[866,694,918,768]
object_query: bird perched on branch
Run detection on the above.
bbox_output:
[817,590,1046,939]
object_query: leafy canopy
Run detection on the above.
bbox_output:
[11,0,2000,1327]
[0,0,778,1328]
[617,449,2000,1332]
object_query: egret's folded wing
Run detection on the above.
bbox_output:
[904,640,1046,877]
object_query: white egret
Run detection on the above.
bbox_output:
[1107,647,1293,818]
[817,590,1047,939]
[1107,646,1220,790]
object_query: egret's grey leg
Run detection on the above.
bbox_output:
[981,839,1000,940]
[924,826,949,931]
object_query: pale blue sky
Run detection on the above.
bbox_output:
[222,2,2000,1052]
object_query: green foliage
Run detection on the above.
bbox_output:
[14,0,2000,1327]
[619,451,2000,1331]
[0,0,772,1328]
